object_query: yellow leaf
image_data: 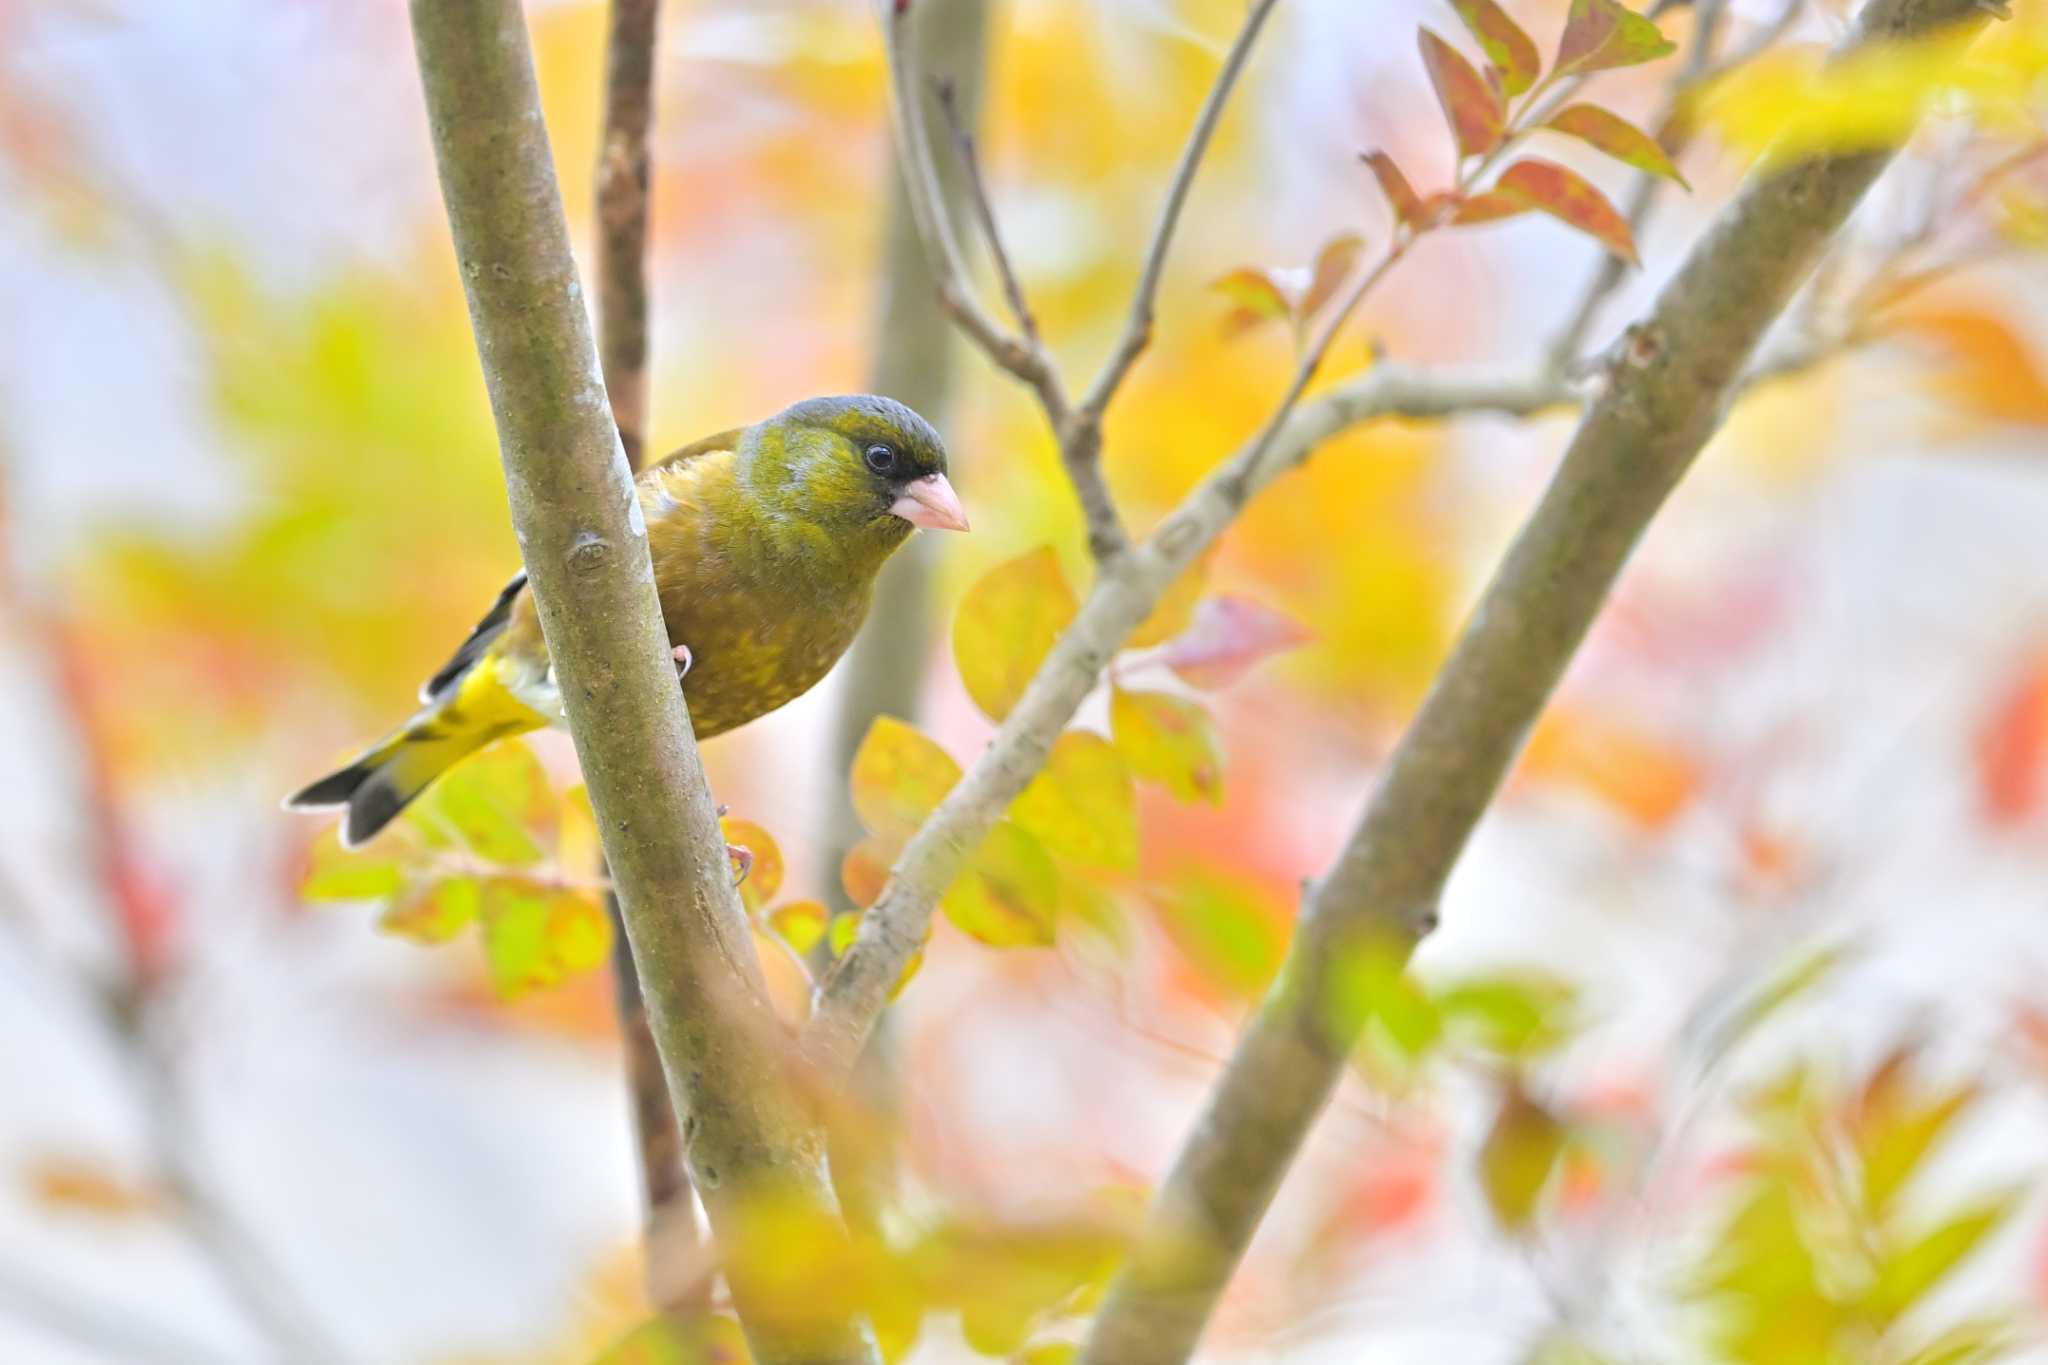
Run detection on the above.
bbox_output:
[768,899,830,956]
[1697,26,2048,166]
[561,784,601,874]
[850,717,961,846]
[301,825,403,902]
[1126,552,1211,649]
[1009,731,1138,871]
[1897,303,2048,428]
[953,546,1079,721]
[378,875,482,944]
[480,879,612,998]
[829,911,863,958]
[1109,687,1223,803]
[720,817,784,912]
[942,821,1059,947]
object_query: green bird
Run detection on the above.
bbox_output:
[288,394,967,847]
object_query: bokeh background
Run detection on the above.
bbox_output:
[7,0,2048,1361]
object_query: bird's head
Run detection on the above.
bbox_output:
[745,395,968,553]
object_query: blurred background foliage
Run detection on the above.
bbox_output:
[7,0,2048,1362]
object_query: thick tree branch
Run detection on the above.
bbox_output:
[1076,0,1991,1360]
[406,5,872,1361]
[587,0,712,1316]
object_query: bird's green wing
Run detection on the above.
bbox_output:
[649,428,743,471]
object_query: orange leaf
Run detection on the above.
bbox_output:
[841,836,893,908]
[1974,653,2048,824]
[1542,104,1688,187]
[1556,0,1675,75]
[1520,706,1699,829]
[720,816,784,912]
[1419,29,1506,159]
[1362,150,1428,232]
[1492,158,1639,263]
[24,1157,165,1219]
[1450,0,1542,96]
[1898,305,2048,427]
[1451,190,1532,225]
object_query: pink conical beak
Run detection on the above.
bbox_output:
[890,472,969,532]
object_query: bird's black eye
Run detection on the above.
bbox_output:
[863,443,899,476]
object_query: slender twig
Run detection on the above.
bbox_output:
[1077,0,1992,1357]
[881,0,1056,399]
[594,0,659,472]
[588,0,713,1316]
[1079,0,1286,419]
[407,5,873,1361]
[935,78,1039,350]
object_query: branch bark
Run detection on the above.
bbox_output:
[587,0,713,1315]
[801,362,1566,1077]
[1077,0,1990,1360]
[406,5,873,1361]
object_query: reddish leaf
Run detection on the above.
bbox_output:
[1363,153,1427,235]
[1543,104,1689,187]
[1556,0,1675,75]
[1451,0,1542,96]
[1419,29,1506,158]
[1451,190,1532,225]
[1301,232,1366,319]
[1154,595,1314,691]
[1493,158,1639,262]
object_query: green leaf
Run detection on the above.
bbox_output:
[377,874,481,944]
[1152,867,1285,998]
[1009,731,1138,872]
[1450,0,1542,96]
[953,547,1079,722]
[1873,1195,2017,1321]
[419,738,553,865]
[1419,28,1507,158]
[1477,1081,1567,1230]
[1109,687,1223,804]
[1898,1316,2022,1365]
[850,717,961,847]
[942,821,1059,947]
[1435,972,1578,1057]
[478,879,612,997]
[301,826,403,901]
[1543,104,1689,187]
[1555,0,1675,75]
[1210,267,1293,339]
